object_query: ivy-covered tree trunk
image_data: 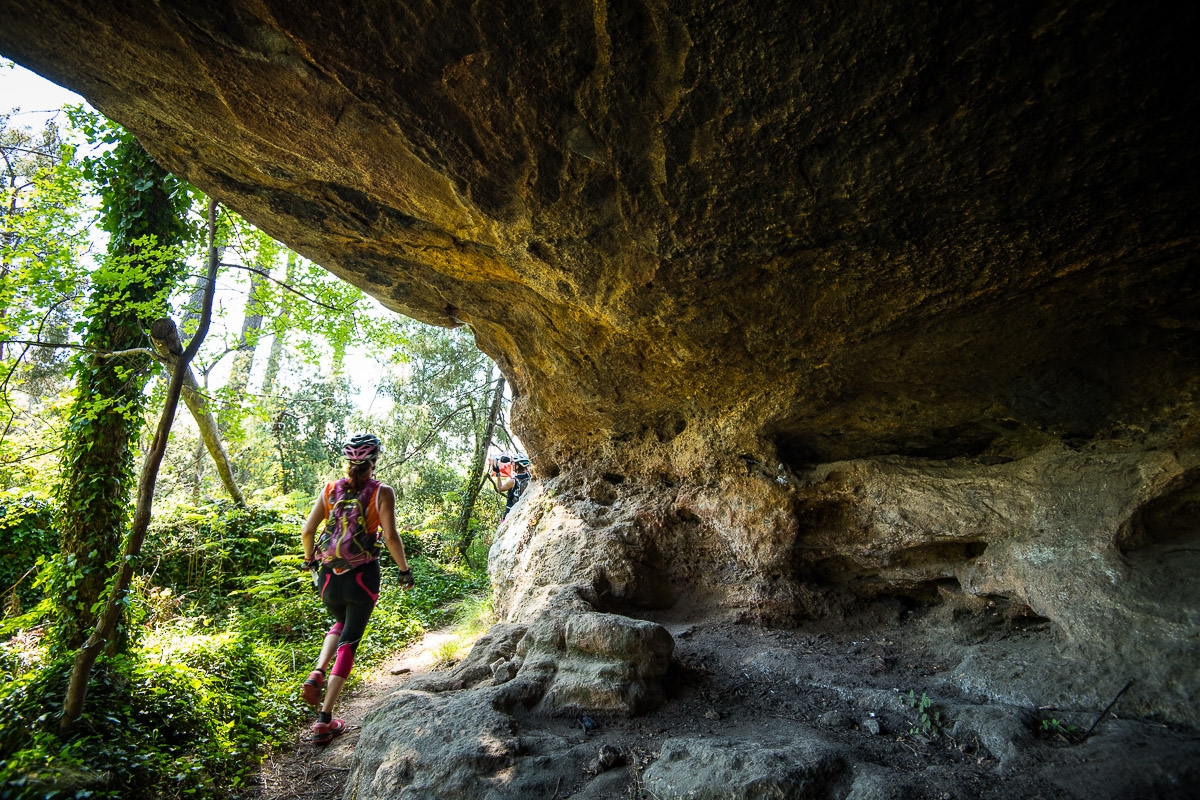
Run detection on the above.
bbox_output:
[53,133,191,652]
[61,199,220,730]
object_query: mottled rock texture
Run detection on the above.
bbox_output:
[3,0,1198,727]
[642,736,847,800]
[346,686,596,799]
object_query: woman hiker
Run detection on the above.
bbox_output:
[300,432,414,743]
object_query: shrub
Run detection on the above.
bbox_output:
[0,492,57,616]
[0,630,308,799]
[141,503,292,611]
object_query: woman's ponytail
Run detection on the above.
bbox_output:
[347,460,373,492]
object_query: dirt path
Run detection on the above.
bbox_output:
[247,629,463,800]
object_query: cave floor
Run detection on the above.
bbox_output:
[249,604,1200,799]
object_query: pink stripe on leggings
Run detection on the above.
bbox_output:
[355,572,379,603]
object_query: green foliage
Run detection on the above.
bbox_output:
[0,492,55,615]
[262,377,354,494]
[374,559,489,635]
[903,690,944,738]
[0,111,87,489]
[381,324,497,468]
[430,591,498,667]
[64,108,196,249]
[389,458,504,565]
[141,503,291,609]
[0,636,297,799]
[1039,717,1078,739]
[0,112,86,348]
[0,497,490,799]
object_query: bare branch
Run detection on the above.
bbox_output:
[194,343,242,378]
[218,261,349,312]
[96,347,161,361]
[0,443,66,465]
[0,338,90,352]
[0,144,65,162]
[0,339,164,364]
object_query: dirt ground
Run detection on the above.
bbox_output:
[246,629,463,800]
[246,601,1200,800]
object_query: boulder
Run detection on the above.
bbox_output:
[641,736,847,800]
[346,688,593,800]
[536,611,674,716]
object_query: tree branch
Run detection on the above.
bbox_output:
[218,261,348,312]
[0,144,65,162]
[97,347,160,361]
[149,319,245,506]
[0,443,67,468]
[0,338,160,363]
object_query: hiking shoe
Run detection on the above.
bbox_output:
[311,717,346,745]
[301,670,325,704]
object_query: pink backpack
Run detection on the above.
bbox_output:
[316,478,381,571]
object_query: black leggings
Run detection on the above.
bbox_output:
[317,559,380,679]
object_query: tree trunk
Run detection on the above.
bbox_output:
[178,273,210,337]
[150,320,245,506]
[54,137,190,651]
[61,199,220,731]
[455,366,505,557]
[261,251,295,397]
[221,259,269,429]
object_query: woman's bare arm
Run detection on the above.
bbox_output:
[376,484,410,574]
[300,492,328,561]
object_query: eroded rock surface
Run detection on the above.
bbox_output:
[491,441,1199,723]
[1,1,1195,469]
[347,686,592,799]
[339,610,1200,800]
[642,736,847,799]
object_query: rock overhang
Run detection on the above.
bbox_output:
[1,0,1195,473]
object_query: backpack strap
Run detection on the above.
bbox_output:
[323,478,347,513]
[360,478,381,533]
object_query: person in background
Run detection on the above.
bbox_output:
[489,452,532,523]
[300,432,413,744]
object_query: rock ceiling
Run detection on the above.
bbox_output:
[3,0,1195,475]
